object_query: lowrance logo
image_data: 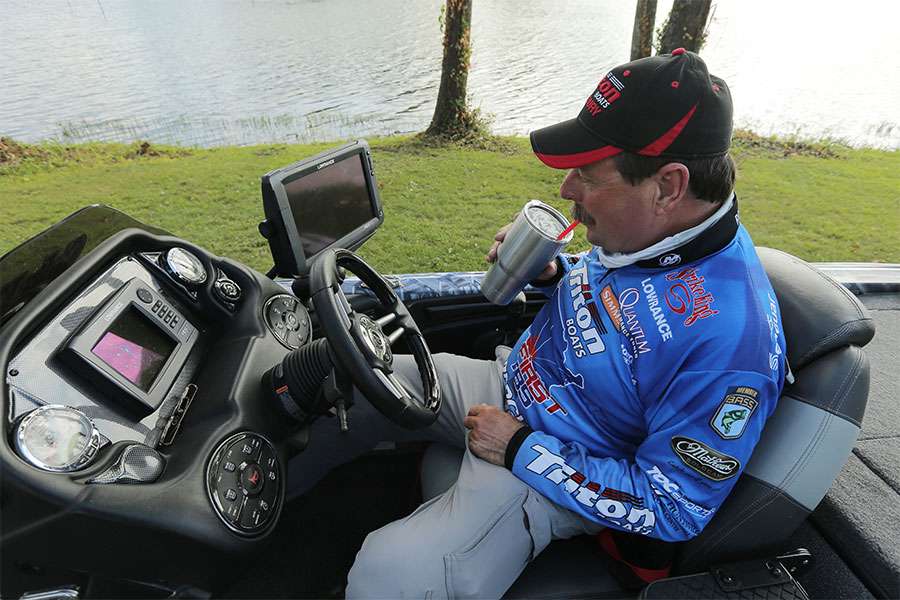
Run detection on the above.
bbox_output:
[317,159,335,170]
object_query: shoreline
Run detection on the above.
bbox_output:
[1,133,898,270]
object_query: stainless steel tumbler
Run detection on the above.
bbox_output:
[481,200,574,305]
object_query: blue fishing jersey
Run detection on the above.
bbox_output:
[503,201,787,542]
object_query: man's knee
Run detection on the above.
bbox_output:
[347,522,443,598]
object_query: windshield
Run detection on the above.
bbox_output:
[0,205,167,326]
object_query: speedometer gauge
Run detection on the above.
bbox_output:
[164,247,207,285]
[14,405,101,472]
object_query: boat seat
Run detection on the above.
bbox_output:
[420,247,875,598]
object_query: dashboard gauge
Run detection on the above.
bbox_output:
[14,406,101,472]
[164,247,207,285]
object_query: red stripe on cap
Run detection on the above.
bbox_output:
[534,144,623,169]
[638,103,698,157]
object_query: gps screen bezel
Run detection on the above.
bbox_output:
[262,140,384,277]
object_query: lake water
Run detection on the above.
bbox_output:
[3,0,899,149]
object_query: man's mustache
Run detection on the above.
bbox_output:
[570,204,595,226]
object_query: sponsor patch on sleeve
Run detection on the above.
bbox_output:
[709,386,758,440]
[670,436,740,481]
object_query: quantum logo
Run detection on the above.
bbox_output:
[617,288,651,355]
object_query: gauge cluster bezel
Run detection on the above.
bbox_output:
[57,277,199,416]
[13,404,102,473]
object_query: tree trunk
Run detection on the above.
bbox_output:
[630,0,657,60]
[657,0,712,54]
[426,0,474,138]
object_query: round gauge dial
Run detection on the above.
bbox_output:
[14,405,101,472]
[164,247,207,285]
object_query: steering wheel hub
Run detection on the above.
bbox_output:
[358,315,392,363]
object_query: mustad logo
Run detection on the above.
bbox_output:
[671,436,740,481]
[316,159,335,170]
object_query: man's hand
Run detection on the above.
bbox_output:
[464,404,526,466]
[486,223,559,282]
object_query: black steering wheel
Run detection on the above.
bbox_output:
[310,249,441,429]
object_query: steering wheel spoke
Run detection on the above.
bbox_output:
[375,312,398,328]
[386,325,406,346]
[373,368,409,401]
[311,249,441,429]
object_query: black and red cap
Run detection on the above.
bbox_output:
[531,49,733,169]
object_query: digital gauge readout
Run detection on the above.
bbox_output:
[14,405,101,472]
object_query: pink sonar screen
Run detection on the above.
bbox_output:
[92,332,164,386]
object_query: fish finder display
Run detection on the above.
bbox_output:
[282,154,375,259]
[91,306,176,391]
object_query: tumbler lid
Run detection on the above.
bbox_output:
[523,200,572,243]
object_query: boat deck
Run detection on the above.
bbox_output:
[804,291,900,599]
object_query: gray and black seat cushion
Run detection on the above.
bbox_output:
[420,247,875,597]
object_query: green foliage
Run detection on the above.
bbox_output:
[1,136,897,273]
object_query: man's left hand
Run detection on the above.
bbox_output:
[464,404,525,466]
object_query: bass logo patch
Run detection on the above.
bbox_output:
[710,386,759,439]
[671,436,740,481]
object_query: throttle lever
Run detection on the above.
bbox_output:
[322,369,355,433]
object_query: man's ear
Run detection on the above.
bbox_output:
[653,163,690,214]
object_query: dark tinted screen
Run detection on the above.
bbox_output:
[283,154,374,259]
[92,306,176,391]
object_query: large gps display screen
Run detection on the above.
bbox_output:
[91,306,176,392]
[282,153,376,259]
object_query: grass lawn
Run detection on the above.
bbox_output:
[1,134,897,274]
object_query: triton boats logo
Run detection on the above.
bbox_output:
[671,436,740,481]
[584,72,625,117]
[525,444,655,535]
[565,262,606,358]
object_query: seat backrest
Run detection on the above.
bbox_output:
[677,248,876,572]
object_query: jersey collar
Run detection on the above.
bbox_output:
[592,193,739,270]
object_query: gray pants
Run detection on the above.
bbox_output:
[286,352,601,599]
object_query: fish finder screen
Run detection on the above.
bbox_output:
[91,306,176,391]
[283,154,374,259]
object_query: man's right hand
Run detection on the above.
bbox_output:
[485,223,559,282]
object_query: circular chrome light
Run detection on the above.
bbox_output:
[14,406,101,472]
[165,247,207,285]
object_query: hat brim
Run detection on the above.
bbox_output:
[530,118,623,169]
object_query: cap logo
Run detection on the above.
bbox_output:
[584,72,625,117]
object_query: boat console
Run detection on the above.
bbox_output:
[0,140,407,590]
